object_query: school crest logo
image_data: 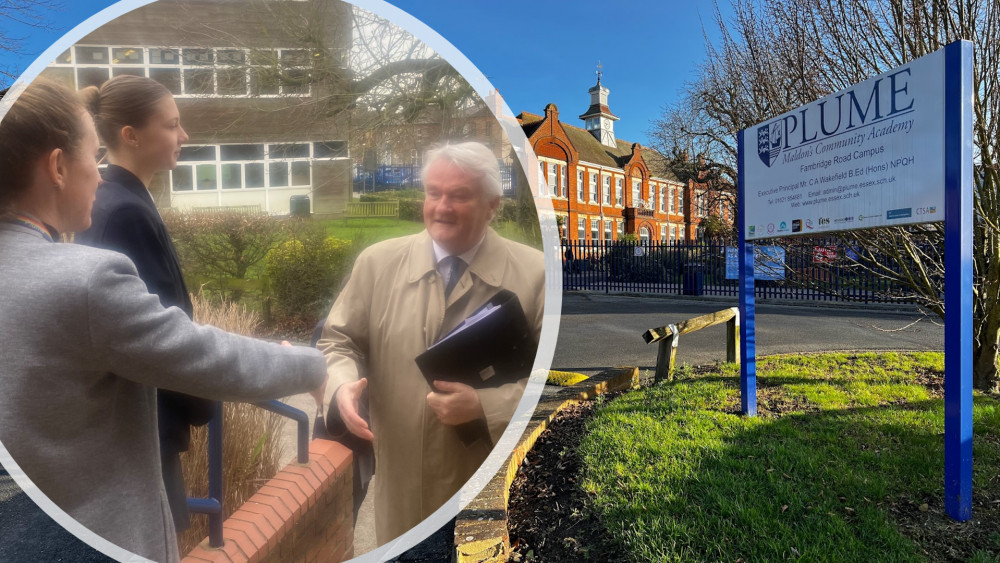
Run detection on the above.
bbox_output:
[757,121,782,167]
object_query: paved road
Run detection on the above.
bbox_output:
[0,465,110,562]
[552,292,943,375]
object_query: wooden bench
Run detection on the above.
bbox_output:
[192,205,264,215]
[345,200,399,220]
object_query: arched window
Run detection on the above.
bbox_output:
[639,226,650,245]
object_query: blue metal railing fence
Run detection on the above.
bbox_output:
[561,238,917,303]
[187,399,310,548]
[353,160,520,197]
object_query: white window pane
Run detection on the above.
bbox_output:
[291,161,311,186]
[196,164,217,190]
[172,165,193,191]
[221,163,242,189]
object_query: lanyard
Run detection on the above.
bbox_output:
[2,212,56,242]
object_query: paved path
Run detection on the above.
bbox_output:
[552,292,943,376]
[0,466,110,562]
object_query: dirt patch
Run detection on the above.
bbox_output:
[911,369,945,397]
[888,488,1000,561]
[507,400,624,563]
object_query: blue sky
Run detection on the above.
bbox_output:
[0,0,732,147]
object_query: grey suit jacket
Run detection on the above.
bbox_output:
[0,222,326,563]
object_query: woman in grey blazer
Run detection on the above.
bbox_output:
[0,80,326,563]
[75,75,213,536]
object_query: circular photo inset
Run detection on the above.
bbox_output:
[0,0,561,561]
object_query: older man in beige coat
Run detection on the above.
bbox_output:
[318,142,544,544]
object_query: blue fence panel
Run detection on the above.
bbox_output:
[353,160,519,195]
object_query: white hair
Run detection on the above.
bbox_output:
[421,141,502,199]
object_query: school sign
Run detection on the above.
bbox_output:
[744,49,946,239]
[736,41,974,521]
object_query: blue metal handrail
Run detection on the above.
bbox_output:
[187,399,310,548]
[253,400,310,465]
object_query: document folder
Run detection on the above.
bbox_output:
[415,289,536,389]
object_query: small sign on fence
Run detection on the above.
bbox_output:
[725,246,786,281]
[812,246,837,264]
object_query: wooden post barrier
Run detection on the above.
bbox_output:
[642,307,740,383]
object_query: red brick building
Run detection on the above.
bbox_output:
[519,75,719,243]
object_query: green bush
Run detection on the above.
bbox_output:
[266,232,353,319]
[359,189,424,202]
[398,199,424,222]
[163,210,286,302]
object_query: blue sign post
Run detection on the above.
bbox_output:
[942,40,973,521]
[737,130,756,417]
[737,40,974,520]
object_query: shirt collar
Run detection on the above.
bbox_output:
[431,232,487,266]
[408,228,504,287]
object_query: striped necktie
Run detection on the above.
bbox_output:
[443,256,467,297]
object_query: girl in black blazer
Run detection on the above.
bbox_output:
[76,76,209,533]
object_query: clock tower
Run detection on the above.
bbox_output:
[579,63,620,147]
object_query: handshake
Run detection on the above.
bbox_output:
[322,377,485,442]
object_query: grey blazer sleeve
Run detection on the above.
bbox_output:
[86,253,325,401]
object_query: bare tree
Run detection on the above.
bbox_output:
[131,0,482,170]
[653,0,1000,391]
[0,0,63,87]
[182,0,480,163]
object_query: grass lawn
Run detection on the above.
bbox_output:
[578,352,1000,562]
[315,217,542,249]
[317,217,425,243]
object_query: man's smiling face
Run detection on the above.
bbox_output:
[422,158,499,255]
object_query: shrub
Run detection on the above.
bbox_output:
[179,292,283,554]
[494,196,541,248]
[266,231,353,320]
[164,210,286,302]
[398,199,424,222]
[359,188,424,202]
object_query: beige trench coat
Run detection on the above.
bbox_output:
[318,227,545,544]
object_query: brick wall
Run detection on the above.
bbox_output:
[183,439,353,563]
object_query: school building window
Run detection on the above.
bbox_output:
[169,141,344,192]
[44,45,316,98]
